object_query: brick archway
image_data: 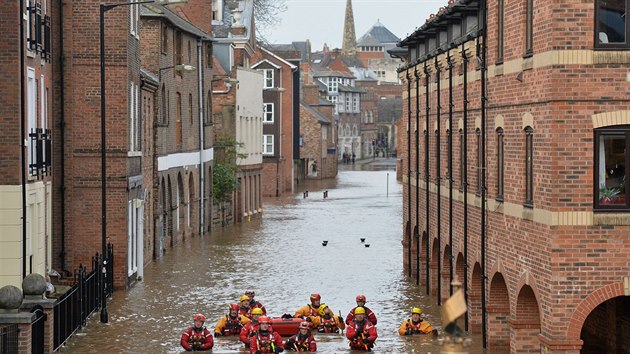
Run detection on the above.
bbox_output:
[511,285,541,353]
[487,272,511,351]
[441,244,452,301]
[420,231,428,286]
[430,238,439,296]
[567,282,625,340]
[404,221,411,275]
[469,262,482,333]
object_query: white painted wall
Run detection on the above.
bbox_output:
[236,68,263,166]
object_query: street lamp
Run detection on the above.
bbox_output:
[159,64,196,75]
[99,0,188,324]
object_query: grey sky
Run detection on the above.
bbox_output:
[265,0,445,50]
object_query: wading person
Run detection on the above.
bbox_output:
[293,293,343,330]
[316,304,345,334]
[346,307,377,351]
[250,316,284,354]
[215,303,251,337]
[283,321,316,352]
[345,295,377,325]
[180,314,214,351]
[245,290,267,315]
[241,308,274,348]
[398,307,438,336]
[239,295,253,318]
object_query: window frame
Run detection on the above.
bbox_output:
[594,126,630,210]
[263,103,274,123]
[161,24,168,55]
[496,128,504,201]
[524,126,534,207]
[263,134,274,155]
[524,0,534,57]
[595,0,629,49]
[263,69,274,89]
[497,0,504,63]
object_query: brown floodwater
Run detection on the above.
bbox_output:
[61,163,498,353]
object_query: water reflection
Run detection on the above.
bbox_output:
[63,167,493,353]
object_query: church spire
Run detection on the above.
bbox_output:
[341,0,357,56]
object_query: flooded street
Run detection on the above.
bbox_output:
[63,164,489,353]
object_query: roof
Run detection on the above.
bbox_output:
[338,83,365,94]
[301,102,331,124]
[141,4,208,39]
[357,20,400,45]
[312,70,355,79]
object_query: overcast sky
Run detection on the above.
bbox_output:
[264,0,445,50]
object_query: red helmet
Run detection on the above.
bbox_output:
[193,313,206,322]
[299,321,310,329]
[229,303,240,311]
[258,316,270,324]
[356,295,366,302]
[245,290,255,297]
[310,293,321,302]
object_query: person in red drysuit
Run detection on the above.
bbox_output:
[180,313,214,351]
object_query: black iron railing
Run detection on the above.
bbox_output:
[0,325,18,354]
[28,128,51,179]
[31,305,46,354]
[53,244,114,351]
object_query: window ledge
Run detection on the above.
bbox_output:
[128,151,142,157]
[593,212,630,226]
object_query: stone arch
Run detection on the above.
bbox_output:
[469,262,483,333]
[404,221,411,276]
[580,294,630,353]
[455,252,465,285]
[188,172,195,236]
[167,176,173,246]
[430,238,439,296]
[591,110,630,128]
[177,172,184,240]
[567,282,626,340]
[487,272,511,351]
[511,284,541,353]
[441,244,452,301]
[474,117,481,130]
[420,231,429,286]
[522,112,534,130]
[494,114,504,130]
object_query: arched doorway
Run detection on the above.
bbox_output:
[430,238,439,296]
[188,172,195,236]
[487,272,510,351]
[167,177,173,247]
[580,296,630,353]
[420,231,428,286]
[441,244,452,301]
[177,173,184,240]
[511,285,541,353]
[469,262,482,333]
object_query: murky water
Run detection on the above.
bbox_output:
[62,163,491,353]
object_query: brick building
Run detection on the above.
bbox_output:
[140,3,214,263]
[251,47,299,197]
[0,0,54,288]
[398,0,630,352]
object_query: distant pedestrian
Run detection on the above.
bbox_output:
[351,153,356,164]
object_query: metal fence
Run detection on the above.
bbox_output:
[31,305,46,354]
[0,325,18,354]
[53,244,114,351]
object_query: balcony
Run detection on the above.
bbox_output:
[29,128,51,179]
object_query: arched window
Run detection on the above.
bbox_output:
[496,128,504,201]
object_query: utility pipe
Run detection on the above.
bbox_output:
[20,0,27,279]
[197,39,205,237]
[447,52,454,296]
[406,69,412,278]
[58,0,70,275]
[435,56,442,306]
[480,0,488,348]
[461,41,469,331]
[423,62,430,296]
[414,67,420,286]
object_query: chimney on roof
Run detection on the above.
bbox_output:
[303,84,320,106]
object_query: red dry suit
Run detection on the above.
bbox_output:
[180,326,214,351]
[346,319,377,351]
[249,330,284,354]
[283,333,316,352]
[240,321,275,347]
[346,306,377,325]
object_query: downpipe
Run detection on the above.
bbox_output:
[423,63,430,296]
[435,57,442,306]
[406,69,412,278]
[480,0,489,348]
[447,52,454,296]
[461,41,469,332]
[414,67,420,286]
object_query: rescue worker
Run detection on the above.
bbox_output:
[239,295,253,319]
[240,308,274,347]
[283,321,316,352]
[245,290,267,315]
[398,307,438,335]
[346,307,377,351]
[316,304,345,334]
[215,303,251,337]
[250,316,284,354]
[180,313,214,351]
[293,293,344,329]
[345,295,378,325]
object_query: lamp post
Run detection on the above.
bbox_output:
[99,0,187,324]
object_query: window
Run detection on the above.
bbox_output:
[263,134,274,155]
[161,85,167,124]
[189,93,193,124]
[476,128,482,194]
[525,0,534,56]
[497,128,504,201]
[207,44,213,68]
[174,31,183,69]
[352,94,359,113]
[263,103,274,123]
[595,126,629,209]
[345,95,351,112]
[27,68,36,174]
[212,0,222,21]
[129,82,136,151]
[176,92,182,146]
[328,77,338,93]
[262,69,274,88]
[459,129,464,190]
[129,1,139,39]
[161,24,168,54]
[524,126,534,207]
[497,0,504,63]
[206,92,212,124]
[596,0,628,48]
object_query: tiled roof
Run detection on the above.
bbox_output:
[141,4,208,38]
[301,102,331,124]
[357,20,399,45]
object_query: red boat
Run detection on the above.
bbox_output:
[269,317,303,336]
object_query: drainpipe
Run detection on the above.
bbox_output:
[447,52,454,296]
[406,69,412,278]
[435,56,442,306]
[480,0,489,348]
[414,67,420,286]
[20,0,27,279]
[423,62,430,296]
[58,0,70,275]
[197,39,205,237]
[461,41,469,331]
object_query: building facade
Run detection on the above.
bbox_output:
[0,0,54,288]
[398,0,630,352]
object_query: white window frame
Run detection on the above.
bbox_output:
[129,2,139,39]
[263,103,274,123]
[27,68,36,174]
[129,82,136,151]
[345,94,352,112]
[328,77,338,93]
[263,69,274,89]
[353,94,359,113]
[127,200,139,277]
[263,134,274,155]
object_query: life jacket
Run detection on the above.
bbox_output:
[239,307,252,319]
[349,320,374,350]
[223,315,244,335]
[318,314,339,334]
[189,326,206,349]
[254,331,278,354]
[404,319,428,334]
[307,304,321,317]
[287,333,312,352]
